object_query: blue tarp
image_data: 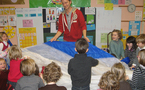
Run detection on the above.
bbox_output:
[45,41,114,59]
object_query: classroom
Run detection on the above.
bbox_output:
[0,0,145,90]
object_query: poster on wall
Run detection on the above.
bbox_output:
[57,7,64,18]
[0,16,7,26]
[23,19,33,27]
[85,7,95,15]
[10,7,15,15]
[96,7,121,48]
[135,11,142,21]
[19,28,37,48]
[8,15,16,26]
[128,21,140,36]
[46,8,56,23]
[142,0,145,21]
[16,8,43,47]
[29,0,90,8]
[0,7,4,15]
[125,0,132,5]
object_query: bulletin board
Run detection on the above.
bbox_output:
[96,7,122,48]
[16,8,43,48]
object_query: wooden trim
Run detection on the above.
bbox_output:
[119,5,143,7]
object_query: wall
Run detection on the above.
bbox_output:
[0,0,144,45]
[0,0,29,45]
[91,0,145,33]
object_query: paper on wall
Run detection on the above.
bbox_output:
[135,11,142,21]
[8,15,16,26]
[0,16,7,26]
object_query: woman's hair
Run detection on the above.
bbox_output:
[111,63,125,82]
[126,36,137,50]
[111,29,122,40]
[20,59,36,76]
[75,38,89,54]
[0,32,8,42]
[9,45,22,60]
[98,71,119,90]
[43,62,62,83]
[138,49,145,66]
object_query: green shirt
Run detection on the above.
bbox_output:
[109,40,125,59]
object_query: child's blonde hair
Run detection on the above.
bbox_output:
[43,62,62,83]
[0,32,8,42]
[111,29,122,40]
[136,34,145,44]
[9,45,22,60]
[138,49,145,66]
[98,71,119,90]
[111,63,125,82]
[20,59,36,76]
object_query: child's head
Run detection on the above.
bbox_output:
[43,62,62,83]
[0,58,6,71]
[0,32,8,42]
[111,29,122,41]
[75,38,89,54]
[126,36,137,50]
[9,45,22,60]
[136,34,145,48]
[138,49,145,66]
[98,71,119,90]
[111,63,125,82]
[20,59,36,76]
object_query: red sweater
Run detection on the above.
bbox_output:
[0,70,9,90]
[8,59,23,82]
[58,8,86,42]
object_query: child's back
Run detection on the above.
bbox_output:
[15,59,44,90]
[68,54,98,87]
[68,38,99,90]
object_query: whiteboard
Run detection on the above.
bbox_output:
[16,8,43,48]
[95,7,121,48]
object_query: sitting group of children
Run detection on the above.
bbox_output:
[109,30,145,68]
[0,30,145,90]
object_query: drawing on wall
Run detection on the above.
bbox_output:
[8,15,16,26]
[0,16,7,26]
[23,19,33,27]
[46,8,57,23]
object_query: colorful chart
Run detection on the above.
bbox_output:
[3,26,15,39]
[19,28,37,48]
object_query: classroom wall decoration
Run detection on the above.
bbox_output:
[96,7,121,48]
[128,21,140,36]
[0,0,25,4]
[19,28,37,48]
[29,0,90,8]
[0,16,7,26]
[16,8,43,48]
[46,8,57,23]
[8,15,16,26]
[143,0,145,21]
[3,26,15,39]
